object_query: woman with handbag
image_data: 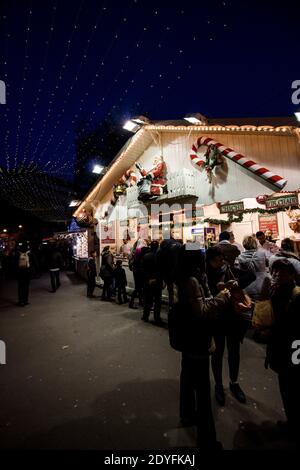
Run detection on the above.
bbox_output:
[237,235,272,342]
[206,246,253,406]
[237,235,271,303]
[174,244,232,450]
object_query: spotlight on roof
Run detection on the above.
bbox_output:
[69,200,81,207]
[295,109,300,122]
[92,164,104,174]
[132,115,150,125]
[123,115,149,132]
[184,113,207,125]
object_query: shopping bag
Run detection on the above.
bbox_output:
[252,300,274,330]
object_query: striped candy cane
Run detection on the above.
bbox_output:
[120,169,138,186]
[190,136,287,189]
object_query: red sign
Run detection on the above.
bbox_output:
[258,214,279,239]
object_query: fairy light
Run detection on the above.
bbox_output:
[29,0,86,167]
[46,7,148,173]
[35,2,110,167]
[2,2,293,221]
[23,1,58,167]
[13,3,33,168]
[2,11,12,171]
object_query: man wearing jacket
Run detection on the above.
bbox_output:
[87,250,97,297]
[141,240,163,325]
[16,243,34,306]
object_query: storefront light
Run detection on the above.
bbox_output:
[184,113,207,125]
[69,200,81,207]
[123,120,140,132]
[92,164,104,174]
[295,110,300,122]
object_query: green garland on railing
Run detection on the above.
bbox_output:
[204,205,299,226]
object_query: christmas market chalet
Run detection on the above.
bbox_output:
[73,115,300,277]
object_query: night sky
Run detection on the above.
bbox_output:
[0,0,299,182]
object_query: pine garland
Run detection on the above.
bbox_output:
[204,205,299,226]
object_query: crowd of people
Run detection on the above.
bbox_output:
[0,240,72,306]
[1,228,300,449]
[85,230,300,449]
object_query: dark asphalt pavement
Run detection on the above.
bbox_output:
[0,272,294,450]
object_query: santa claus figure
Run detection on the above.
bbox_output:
[136,156,167,198]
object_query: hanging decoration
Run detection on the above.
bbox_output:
[190,136,287,189]
[75,207,98,227]
[109,169,138,206]
[120,169,138,186]
[135,156,167,201]
[286,207,300,233]
[256,195,268,205]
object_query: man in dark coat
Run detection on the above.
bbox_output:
[46,242,63,293]
[114,260,128,304]
[141,240,163,325]
[217,231,240,268]
[16,243,34,306]
[87,250,97,297]
[100,246,114,301]
[156,234,181,308]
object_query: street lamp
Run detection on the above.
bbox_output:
[3,229,7,233]
[18,225,23,229]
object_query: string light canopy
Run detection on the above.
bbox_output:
[1,1,297,222]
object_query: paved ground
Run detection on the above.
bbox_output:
[0,272,294,450]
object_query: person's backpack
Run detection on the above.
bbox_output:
[19,251,30,269]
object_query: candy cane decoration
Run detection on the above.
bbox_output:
[110,170,138,206]
[120,169,137,186]
[190,137,206,168]
[190,136,287,189]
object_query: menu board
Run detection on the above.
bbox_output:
[128,218,138,241]
[101,222,116,244]
[138,223,149,240]
[258,214,279,239]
